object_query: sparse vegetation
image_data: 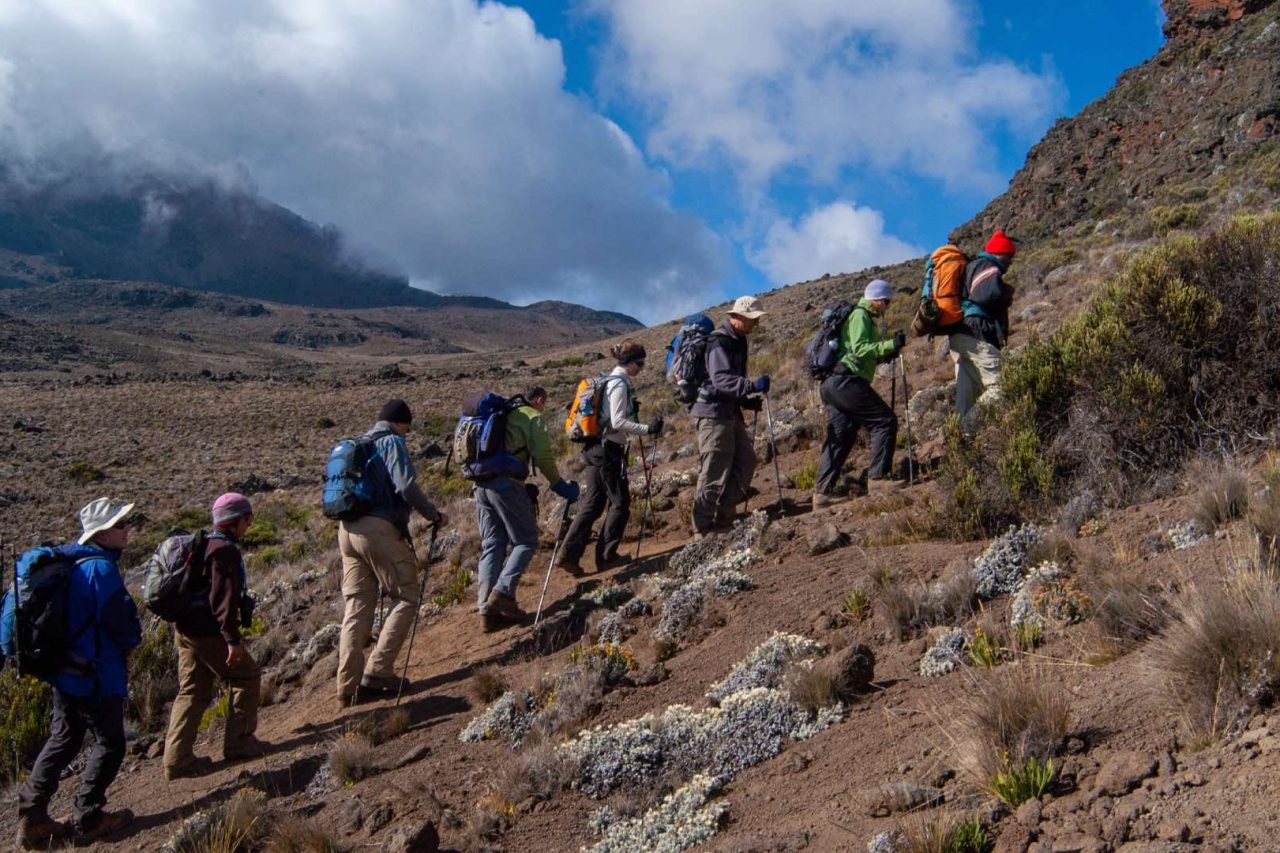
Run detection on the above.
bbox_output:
[1190,458,1250,531]
[785,666,841,714]
[327,732,379,786]
[66,461,106,483]
[128,618,180,732]
[896,811,993,853]
[264,818,342,853]
[470,665,509,705]
[966,627,1002,669]
[878,567,977,641]
[430,566,471,608]
[164,788,270,853]
[842,589,871,621]
[988,756,1055,807]
[792,460,817,492]
[1249,467,1280,574]
[0,668,51,784]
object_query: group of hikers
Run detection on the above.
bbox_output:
[2,229,1015,849]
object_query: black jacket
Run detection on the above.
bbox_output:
[958,254,1014,349]
[690,323,754,420]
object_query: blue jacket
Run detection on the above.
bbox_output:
[57,545,141,698]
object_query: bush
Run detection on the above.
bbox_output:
[956,667,1069,797]
[470,665,509,705]
[988,757,1055,807]
[164,788,270,853]
[1189,459,1250,531]
[895,811,993,853]
[1083,564,1168,652]
[842,589,871,621]
[241,517,280,548]
[265,818,341,853]
[128,618,179,733]
[0,668,50,784]
[1249,467,1280,574]
[940,416,1018,540]
[430,567,470,608]
[878,567,977,641]
[785,666,841,714]
[1145,572,1280,740]
[792,461,817,492]
[66,462,105,483]
[328,733,379,786]
[966,628,1002,669]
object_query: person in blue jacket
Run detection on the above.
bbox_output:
[13,497,142,849]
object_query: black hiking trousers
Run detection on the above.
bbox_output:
[18,689,126,827]
[816,372,898,493]
[562,439,630,566]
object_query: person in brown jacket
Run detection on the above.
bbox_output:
[163,492,266,781]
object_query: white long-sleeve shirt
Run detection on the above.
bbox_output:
[602,365,647,445]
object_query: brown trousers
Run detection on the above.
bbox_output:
[693,416,757,533]
[164,632,260,768]
[337,514,420,701]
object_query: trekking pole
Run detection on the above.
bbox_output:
[633,435,656,561]
[395,524,436,706]
[899,354,915,485]
[762,393,785,513]
[746,408,760,512]
[534,502,573,628]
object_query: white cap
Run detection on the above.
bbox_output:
[728,295,767,319]
[78,498,135,545]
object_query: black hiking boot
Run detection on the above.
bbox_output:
[16,813,70,850]
[75,808,133,844]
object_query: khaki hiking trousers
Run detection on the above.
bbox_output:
[337,514,419,702]
[693,416,756,534]
[949,333,1003,431]
[164,631,260,769]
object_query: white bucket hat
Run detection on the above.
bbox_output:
[78,498,135,545]
[728,295,767,319]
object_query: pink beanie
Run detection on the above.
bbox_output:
[211,492,253,526]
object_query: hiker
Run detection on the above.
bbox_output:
[558,342,663,572]
[163,492,268,781]
[948,229,1017,429]
[690,296,769,538]
[476,386,579,628]
[14,498,141,848]
[336,399,449,707]
[813,279,906,507]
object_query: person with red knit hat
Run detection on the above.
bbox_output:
[947,228,1018,430]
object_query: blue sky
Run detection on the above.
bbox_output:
[0,1,1165,322]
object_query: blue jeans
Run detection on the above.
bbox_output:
[474,477,540,610]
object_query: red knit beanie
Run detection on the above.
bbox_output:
[985,229,1017,256]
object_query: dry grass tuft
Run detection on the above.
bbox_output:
[1082,561,1169,653]
[165,788,271,853]
[878,565,977,641]
[954,667,1070,792]
[265,817,342,853]
[327,733,379,786]
[1145,572,1280,740]
[469,665,509,706]
[1249,468,1280,574]
[495,741,572,805]
[1189,458,1250,531]
[895,810,991,853]
[785,666,842,714]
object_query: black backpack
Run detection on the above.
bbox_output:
[0,545,91,679]
[802,301,856,380]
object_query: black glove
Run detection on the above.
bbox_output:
[239,594,256,630]
[741,396,763,412]
[892,331,906,352]
[648,416,665,437]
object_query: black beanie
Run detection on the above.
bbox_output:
[379,398,413,424]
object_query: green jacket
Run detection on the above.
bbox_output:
[838,300,896,382]
[505,405,561,486]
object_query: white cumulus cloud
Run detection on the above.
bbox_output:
[591,0,1063,192]
[0,0,726,322]
[752,201,922,285]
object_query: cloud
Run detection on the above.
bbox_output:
[752,201,922,286]
[0,0,726,323]
[590,0,1063,192]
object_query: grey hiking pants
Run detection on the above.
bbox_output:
[474,475,541,609]
[18,690,126,826]
[562,440,630,566]
[693,416,756,533]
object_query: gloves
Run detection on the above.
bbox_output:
[647,416,665,437]
[741,396,763,412]
[753,375,771,394]
[551,480,581,503]
[892,331,907,352]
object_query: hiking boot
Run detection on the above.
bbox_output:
[338,691,374,710]
[595,553,630,571]
[812,490,848,510]
[16,813,70,850]
[481,610,504,633]
[75,809,133,844]
[164,755,216,781]
[555,557,585,577]
[485,590,524,621]
[224,735,270,762]
[359,675,410,697]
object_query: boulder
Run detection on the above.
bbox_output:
[816,643,875,700]
[1093,751,1157,796]
[386,820,439,853]
[807,523,850,556]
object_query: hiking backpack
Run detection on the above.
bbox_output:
[564,374,623,442]
[664,313,714,405]
[802,300,857,380]
[454,391,530,481]
[0,545,90,679]
[913,245,968,337]
[141,531,209,622]
[321,430,392,521]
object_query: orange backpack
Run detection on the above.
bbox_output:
[912,244,968,337]
[564,374,619,442]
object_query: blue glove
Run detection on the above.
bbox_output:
[551,480,580,503]
[753,375,771,394]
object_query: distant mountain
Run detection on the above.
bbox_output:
[0,169,640,328]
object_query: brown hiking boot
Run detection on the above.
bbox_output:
[224,735,270,762]
[164,755,216,781]
[485,590,524,621]
[595,553,630,571]
[75,809,133,843]
[813,490,848,509]
[16,813,70,850]
[555,557,585,577]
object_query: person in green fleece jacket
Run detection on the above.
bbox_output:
[813,279,905,507]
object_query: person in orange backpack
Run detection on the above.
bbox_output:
[947,229,1017,430]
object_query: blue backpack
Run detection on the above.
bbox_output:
[453,391,529,481]
[1,544,91,680]
[321,429,394,521]
[664,313,714,405]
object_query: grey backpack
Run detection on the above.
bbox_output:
[141,531,207,621]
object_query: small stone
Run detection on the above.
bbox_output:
[1015,798,1042,827]
[395,744,431,769]
[145,740,164,760]
[807,523,850,556]
[1157,821,1190,842]
[863,782,943,817]
[1093,751,1157,796]
[386,819,440,853]
[337,798,364,835]
[368,802,395,834]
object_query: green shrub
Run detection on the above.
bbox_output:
[842,590,871,621]
[792,462,818,492]
[128,619,179,733]
[1149,202,1206,235]
[988,757,1054,806]
[199,693,230,732]
[168,505,211,531]
[241,517,281,548]
[940,415,1017,540]
[967,627,1002,669]
[0,668,50,783]
[542,355,586,370]
[430,567,471,608]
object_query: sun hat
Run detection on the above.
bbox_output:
[864,279,893,301]
[78,497,135,545]
[728,295,767,319]
[211,492,254,527]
